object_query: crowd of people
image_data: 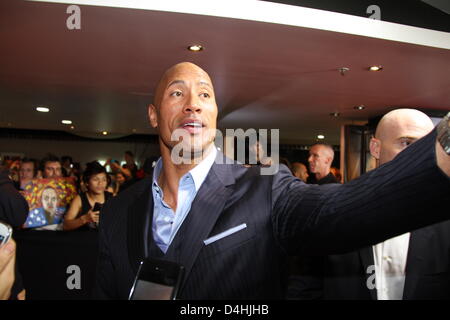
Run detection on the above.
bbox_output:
[4,152,144,194]
[0,145,341,233]
[0,151,153,231]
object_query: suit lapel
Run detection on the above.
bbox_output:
[359,247,377,300]
[403,229,432,299]
[126,178,153,273]
[169,156,235,291]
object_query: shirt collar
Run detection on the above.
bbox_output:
[152,145,217,193]
[152,157,163,195]
[189,145,217,192]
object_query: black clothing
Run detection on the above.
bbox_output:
[0,172,29,227]
[307,172,339,185]
[288,220,450,299]
[76,191,112,219]
[75,191,112,230]
[0,172,29,300]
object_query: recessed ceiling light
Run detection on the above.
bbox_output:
[317,135,325,140]
[369,65,383,71]
[70,126,75,130]
[36,107,50,112]
[102,131,108,135]
[354,105,365,110]
[339,67,350,76]
[330,112,340,117]
[188,44,203,52]
[61,120,72,125]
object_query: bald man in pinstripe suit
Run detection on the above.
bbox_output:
[93,62,450,299]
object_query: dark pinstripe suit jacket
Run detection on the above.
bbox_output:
[288,220,450,300]
[93,130,450,299]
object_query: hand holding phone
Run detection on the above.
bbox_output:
[88,203,103,229]
[82,208,100,228]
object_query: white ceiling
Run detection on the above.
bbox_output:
[0,0,449,145]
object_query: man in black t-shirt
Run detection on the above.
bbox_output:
[307,143,339,185]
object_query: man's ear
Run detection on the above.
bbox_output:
[148,104,158,128]
[370,137,381,160]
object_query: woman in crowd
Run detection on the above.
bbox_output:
[63,161,112,231]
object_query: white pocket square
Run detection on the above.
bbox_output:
[203,223,247,245]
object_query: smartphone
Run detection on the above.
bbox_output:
[128,258,184,300]
[92,202,103,212]
[0,221,13,248]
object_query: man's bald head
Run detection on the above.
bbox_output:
[370,108,434,166]
[153,62,214,108]
[148,61,218,160]
[291,162,309,182]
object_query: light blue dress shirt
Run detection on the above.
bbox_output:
[151,147,217,253]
